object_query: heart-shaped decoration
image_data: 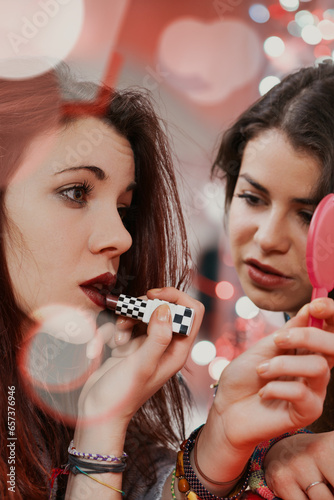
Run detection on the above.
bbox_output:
[157,18,263,105]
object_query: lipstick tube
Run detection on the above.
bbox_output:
[105,294,194,336]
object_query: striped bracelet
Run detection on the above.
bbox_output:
[68,440,127,463]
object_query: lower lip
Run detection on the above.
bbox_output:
[80,286,106,308]
[247,264,292,289]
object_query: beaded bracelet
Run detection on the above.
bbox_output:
[182,425,251,500]
[68,440,127,463]
[172,465,203,500]
[173,451,203,499]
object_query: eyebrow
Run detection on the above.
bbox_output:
[54,165,107,180]
[239,174,318,206]
[54,165,136,192]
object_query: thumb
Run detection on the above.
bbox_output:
[136,304,173,371]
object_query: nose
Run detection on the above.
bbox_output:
[254,210,291,254]
[88,208,132,257]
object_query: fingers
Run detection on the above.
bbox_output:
[148,287,205,339]
[258,380,324,426]
[295,298,334,327]
[132,288,204,383]
[273,327,334,361]
[131,304,173,380]
[257,354,330,385]
[303,480,334,500]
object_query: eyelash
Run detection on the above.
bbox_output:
[58,180,94,206]
[298,211,313,226]
[58,182,137,228]
[236,193,313,226]
[236,193,262,206]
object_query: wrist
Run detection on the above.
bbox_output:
[73,417,128,457]
[179,426,251,500]
[202,406,255,475]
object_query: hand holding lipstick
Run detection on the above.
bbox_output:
[75,287,204,422]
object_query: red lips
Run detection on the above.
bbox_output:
[80,272,117,308]
[245,259,293,289]
[246,259,288,278]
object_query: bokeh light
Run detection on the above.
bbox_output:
[301,25,322,45]
[235,296,259,319]
[249,4,270,24]
[287,20,302,37]
[295,10,315,28]
[191,340,216,366]
[318,20,334,41]
[279,0,299,12]
[259,75,281,95]
[215,281,234,300]
[208,357,230,380]
[324,9,334,21]
[264,36,285,57]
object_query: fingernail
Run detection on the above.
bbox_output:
[297,304,309,317]
[310,299,325,313]
[157,304,171,322]
[258,387,264,397]
[86,338,102,359]
[117,317,127,325]
[274,330,290,345]
[257,362,269,374]
[115,331,126,344]
[150,288,162,294]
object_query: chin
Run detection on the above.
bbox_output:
[243,286,289,313]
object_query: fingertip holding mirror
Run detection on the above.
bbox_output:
[306,193,334,327]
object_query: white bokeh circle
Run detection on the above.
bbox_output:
[0,0,84,79]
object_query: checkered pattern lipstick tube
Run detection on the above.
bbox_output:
[105,294,194,336]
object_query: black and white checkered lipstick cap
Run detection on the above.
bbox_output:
[105,294,194,336]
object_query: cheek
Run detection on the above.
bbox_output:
[228,204,252,248]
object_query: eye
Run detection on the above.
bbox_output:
[58,181,93,206]
[236,193,263,206]
[299,210,314,226]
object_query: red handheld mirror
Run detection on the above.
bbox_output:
[306,193,334,327]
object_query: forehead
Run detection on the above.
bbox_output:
[10,116,134,184]
[55,117,134,166]
[240,129,321,195]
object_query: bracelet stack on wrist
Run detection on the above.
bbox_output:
[66,440,128,495]
[172,425,251,500]
[49,441,128,497]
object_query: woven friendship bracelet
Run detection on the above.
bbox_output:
[248,428,312,499]
[68,440,127,463]
[182,426,251,500]
[68,454,127,474]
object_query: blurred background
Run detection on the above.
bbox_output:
[3,0,333,425]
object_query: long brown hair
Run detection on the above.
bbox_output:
[0,67,192,498]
